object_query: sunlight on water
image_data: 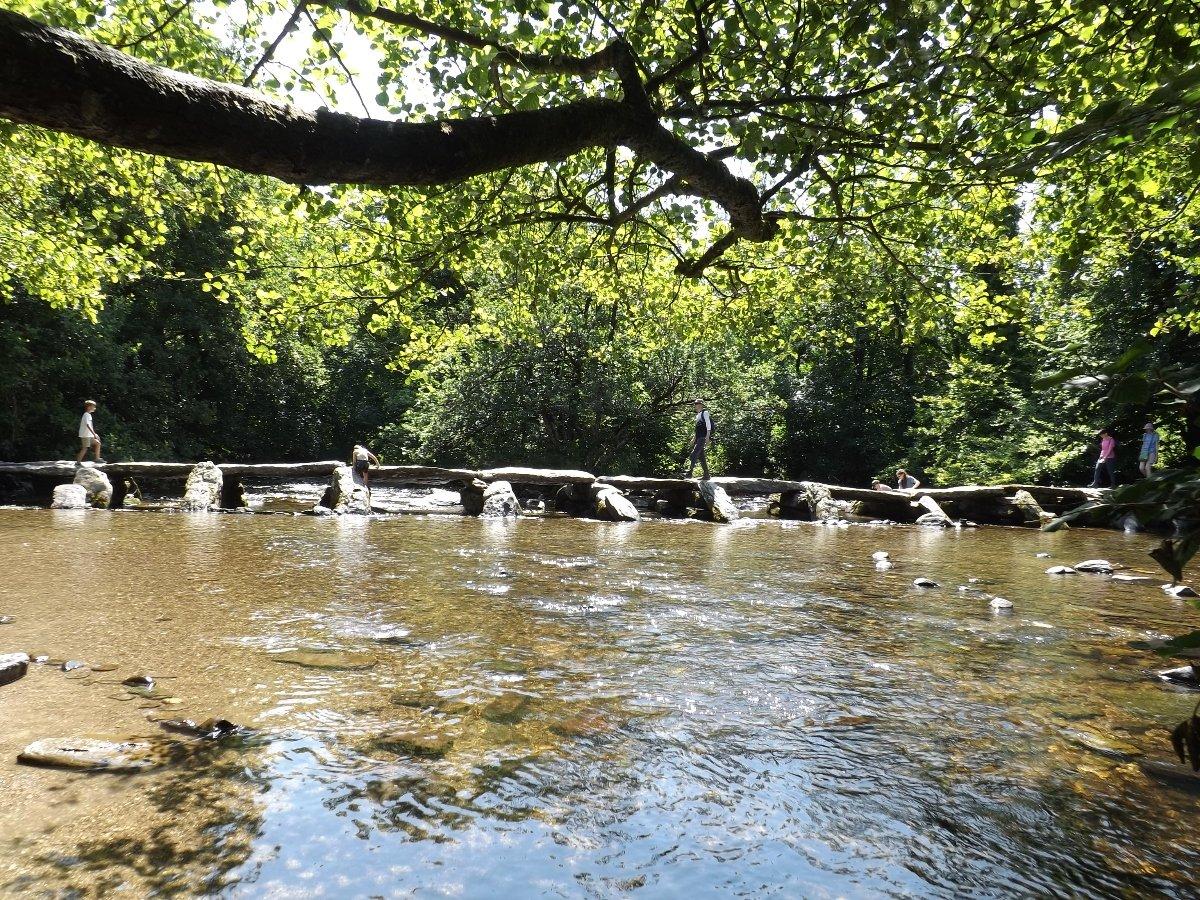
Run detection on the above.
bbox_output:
[1,509,1198,897]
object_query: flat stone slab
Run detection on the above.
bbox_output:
[18,738,165,772]
[270,649,377,670]
[371,465,482,485]
[0,652,30,687]
[482,467,595,485]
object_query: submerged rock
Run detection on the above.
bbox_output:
[1111,573,1151,582]
[51,483,88,509]
[697,480,739,523]
[0,615,14,625]
[374,728,454,758]
[916,512,953,527]
[1163,584,1199,599]
[478,692,531,722]
[18,738,166,772]
[73,465,113,508]
[271,649,377,670]
[798,481,842,521]
[1062,726,1142,760]
[1075,559,1114,574]
[1045,566,1077,575]
[912,577,940,588]
[0,652,30,687]
[1140,760,1200,792]
[989,597,1014,610]
[875,560,894,571]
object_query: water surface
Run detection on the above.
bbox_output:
[1,509,1198,897]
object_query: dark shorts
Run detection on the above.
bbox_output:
[353,460,370,477]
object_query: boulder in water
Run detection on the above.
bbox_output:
[989,596,1014,610]
[1061,726,1143,760]
[158,717,241,739]
[374,727,454,758]
[481,480,521,518]
[912,577,940,588]
[871,551,890,561]
[180,461,222,511]
[1011,489,1052,525]
[51,483,88,509]
[1045,566,1077,575]
[697,480,739,523]
[875,560,894,571]
[1075,559,1114,574]
[591,485,640,522]
[1163,584,1199,599]
[479,692,531,722]
[0,652,30,687]
[73,465,112,508]
[798,481,841,520]
[18,737,166,772]
[916,512,953,527]
[320,464,371,515]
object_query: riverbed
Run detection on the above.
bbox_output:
[1,508,1198,897]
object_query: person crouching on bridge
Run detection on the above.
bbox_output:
[351,444,380,501]
[684,399,715,480]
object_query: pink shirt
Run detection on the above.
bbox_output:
[1100,435,1116,459]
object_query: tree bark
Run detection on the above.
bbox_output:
[0,8,771,245]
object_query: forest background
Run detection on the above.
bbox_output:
[2,0,1199,489]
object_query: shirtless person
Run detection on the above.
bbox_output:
[351,444,380,500]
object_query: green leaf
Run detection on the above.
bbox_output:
[1108,374,1152,405]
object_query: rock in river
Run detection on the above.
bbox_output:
[912,577,940,588]
[374,727,454,758]
[51,483,89,509]
[1075,559,1114,574]
[698,480,739,523]
[591,485,640,522]
[0,615,14,625]
[159,718,241,739]
[18,738,166,772]
[73,465,113,508]
[989,597,1014,610]
[1156,664,1200,691]
[871,551,890,561]
[1062,726,1143,760]
[181,461,223,511]
[271,649,377,670]
[1163,584,1199,599]
[481,480,521,518]
[1045,566,1077,575]
[0,652,30,687]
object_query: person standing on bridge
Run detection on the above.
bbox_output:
[1088,428,1117,488]
[1139,421,1159,478]
[351,444,380,502]
[75,400,103,465]
[684,399,715,480]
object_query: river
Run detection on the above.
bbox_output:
[1,507,1198,897]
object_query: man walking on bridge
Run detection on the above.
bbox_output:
[684,399,715,480]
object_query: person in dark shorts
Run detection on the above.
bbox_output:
[351,444,380,500]
[684,399,715,480]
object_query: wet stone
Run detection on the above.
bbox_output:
[270,649,377,670]
[1156,665,1200,690]
[1163,585,1199,599]
[0,652,30,687]
[1062,726,1143,760]
[374,728,454,758]
[913,578,940,588]
[1045,566,1077,575]
[158,717,241,739]
[1075,559,1115,574]
[17,738,168,772]
[61,660,88,672]
[122,674,155,689]
[1140,760,1200,793]
[989,597,1014,610]
[871,551,890,561]
[0,615,14,625]
[479,692,531,722]
[1111,573,1151,582]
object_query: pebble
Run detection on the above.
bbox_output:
[1035,553,1051,559]
[61,660,88,672]
[912,578,940,588]
[871,551,890,561]
[0,616,14,625]
[875,560,894,570]
[1045,566,1077,575]
[122,674,155,689]
[1111,574,1151,582]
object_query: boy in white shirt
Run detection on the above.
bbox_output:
[76,400,103,464]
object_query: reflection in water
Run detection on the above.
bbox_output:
[0,509,1198,896]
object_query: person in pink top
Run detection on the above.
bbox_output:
[1088,428,1117,488]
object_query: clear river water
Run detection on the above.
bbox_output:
[1,505,1199,897]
